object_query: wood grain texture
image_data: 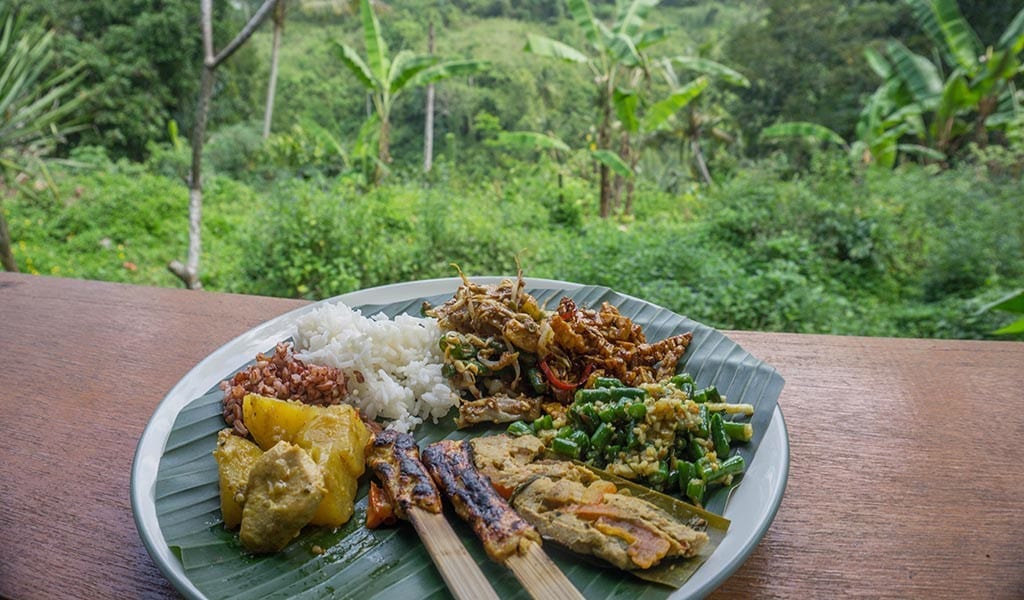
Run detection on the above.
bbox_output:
[409,507,500,600]
[1,272,1022,599]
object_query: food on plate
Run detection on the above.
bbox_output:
[212,429,264,529]
[214,393,368,545]
[364,429,443,521]
[506,373,753,506]
[471,434,709,570]
[293,300,457,433]
[424,272,693,427]
[242,392,334,450]
[421,439,542,562]
[293,407,370,527]
[221,342,348,437]
[239,441,326,553]
[205,269,751,584]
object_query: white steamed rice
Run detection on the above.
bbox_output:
[292,301,456,433]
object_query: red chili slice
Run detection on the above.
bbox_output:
[538,358,592,392]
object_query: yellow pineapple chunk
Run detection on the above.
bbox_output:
[212,429,264,529]
[242,393,320,450]
[293,406,369,527]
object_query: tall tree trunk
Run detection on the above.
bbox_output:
[624,135,638,216]
[611,129,630,215]
[262,0,286,139]
[423,20,435,173]
[374,114,390,184]
[169,0,278,289]
[0,204,17,272]
[598,88,613,219]
[692,138,712,186]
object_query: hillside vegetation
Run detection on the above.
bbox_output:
[3,0,1023,339]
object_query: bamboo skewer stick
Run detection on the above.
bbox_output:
[505,539,585,600]
[409,506,500,600]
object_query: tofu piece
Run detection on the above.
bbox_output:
[240,441,326,553]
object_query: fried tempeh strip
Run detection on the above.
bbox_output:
[365,430,499,600]
[365,429,443,517]
[421,439,542,562]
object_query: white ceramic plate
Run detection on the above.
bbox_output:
[131,277,788,599]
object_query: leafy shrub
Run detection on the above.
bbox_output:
[205,121,264,178]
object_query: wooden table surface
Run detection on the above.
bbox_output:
[1,272,1022,599]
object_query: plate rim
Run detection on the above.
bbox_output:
[131,276,788,600]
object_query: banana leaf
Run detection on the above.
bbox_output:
[153,284,784,599]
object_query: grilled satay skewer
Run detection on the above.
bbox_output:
[422,439,584,600]
[365,430,499,600]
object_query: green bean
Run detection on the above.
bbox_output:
[575,386,646,404]
[613,387,647,400]
[691,386,721,403]
[647,460,670,487]
[597,404,618,423]
[626,421,641,449]
[626,401,647,420]
[506,420,532,437]
[532,414,554,431]
[710,412,731,458]
[667,467,679,491]
[568,430,590,456]
[676,460,695,491]
[552,437,581,459]
[686,478,706,505]
[573,403,600,431]
[696,456,715,481]
[667,370,692,384]
[594,377,624,388]
[590,422,614,452]
[688,435,706,460]
[722,420,754,442]
[575,388,611,403]
[556,425,574,439]
[706,455,745,483]
[527,367,548,394]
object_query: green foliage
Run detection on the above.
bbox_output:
[9,152,1024,339]
[205,121,265,178]
[6,0,1024,344]
[333,0,487,178]
[725,0,915,155]
[0,6,88,175]
[981,290,1024,335]
[5,166,249,288]
[21,0,262,161]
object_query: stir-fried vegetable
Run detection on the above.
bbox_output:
[509,373,754,507]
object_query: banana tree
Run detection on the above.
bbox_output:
[907,0,1024,152]
[334,0,485,184]
[0,7,88,272]
[652,56,749,186]
[525,0,668,218]
[764,0,1023,168]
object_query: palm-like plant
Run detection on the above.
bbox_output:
[0,7,88,272]
[762,0,1024,168]
[334,0,484,183]
[526,0,670,217]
